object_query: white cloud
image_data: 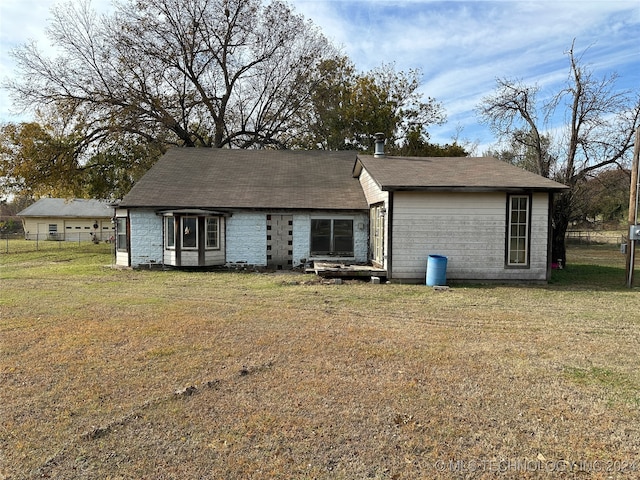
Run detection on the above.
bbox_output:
[290,0,640,148]
[1,0,638,151]
[0,0,112,120]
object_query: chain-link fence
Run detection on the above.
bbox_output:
[1,232,114,254]
[565,230,626,245]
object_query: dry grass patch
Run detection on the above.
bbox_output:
[1,244,639,479]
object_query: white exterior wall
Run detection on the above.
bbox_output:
[129,209,163,267]
[358,169,390,269]
[225,213,268,265]
[391,191,550,282]
[529,193,552,277]
[359,169,388,205]
[119,209,369,269]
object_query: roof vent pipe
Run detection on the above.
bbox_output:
[373,132,385,158]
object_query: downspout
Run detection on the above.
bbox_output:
[547,192,554,281]
[126,212,132,267]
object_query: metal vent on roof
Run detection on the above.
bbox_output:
[374,133,385,158]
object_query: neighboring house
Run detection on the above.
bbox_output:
[17,198,115,242]
[115,146,567,282]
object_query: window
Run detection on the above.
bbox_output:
[164,215,221,251]
[206,217,219,249]
[181,216,197,249]
[507,195,530,266]
[165,216,175,248]
[116,217,128,252]
[311,219,354,256]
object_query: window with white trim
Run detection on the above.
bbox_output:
[116,217,128,252]
[310,219,354,256]
[165,216,175,248]
[181,216,197,249]
[507,195,530,266]
[206,217,219,249]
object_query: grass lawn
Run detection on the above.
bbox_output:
[1,242,639,479]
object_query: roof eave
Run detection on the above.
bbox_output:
[381,185,570,193]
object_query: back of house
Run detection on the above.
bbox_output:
[116,147,567,282]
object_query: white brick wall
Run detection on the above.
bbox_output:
[292,215,310,266]
[130,209,163,267]
[225,213,267,265]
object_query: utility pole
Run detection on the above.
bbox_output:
[626,127,640,288]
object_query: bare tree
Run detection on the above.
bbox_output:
[478,40,640,265]
[7,0,335,149]
[477,79,552,177]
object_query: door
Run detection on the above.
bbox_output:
[267,215,293,269]
[370,205,385,267]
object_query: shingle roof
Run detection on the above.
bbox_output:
[17,198,114,217]
[355,155,568,192]
[118,148,368,210]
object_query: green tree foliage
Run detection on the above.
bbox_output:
[0,121,84,198]
[572,169,630,225]
[83,137,163,200]
[394,126,467,157]
[0,119,163,200]
[5,0,463,200]
[298,57,454,154]
[484,129,556,173]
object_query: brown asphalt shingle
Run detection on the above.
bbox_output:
[356,155,568,191]
[119,149,568,210]
[119,148,368,210]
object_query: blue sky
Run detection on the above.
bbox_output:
[1,0,639,153]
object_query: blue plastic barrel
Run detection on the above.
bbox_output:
[426,255,448,286]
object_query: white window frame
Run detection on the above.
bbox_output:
[116,217,128,252]
[181,216,198,250]
[506,195,530,267]
[165,216,175,249]
[206,217,220,250]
